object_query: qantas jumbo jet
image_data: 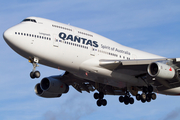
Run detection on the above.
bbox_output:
[3,17,180,106]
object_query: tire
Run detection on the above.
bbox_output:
[94,93,99,99]
[30,72,35,79]
[102,99,107,106]
[99,92,104,99]
[124,96,129,105]
[146,94,151,102]
[141,99,146,103]
[119,96,124,103]
[34,71,40,78]
[97,99,102,107]
[129,97,134,104]
[141,93,146,100]
[151,93,157,100]
[136,94,141,101]
[147,98,151,102]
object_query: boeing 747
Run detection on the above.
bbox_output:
[3,17,180,106]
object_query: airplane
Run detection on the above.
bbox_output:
[3,16,180,107]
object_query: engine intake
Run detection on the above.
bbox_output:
[40,77,69,94]
[148,62,175,79]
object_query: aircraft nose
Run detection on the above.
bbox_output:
[3,27,21,52]
[3,28,13,44]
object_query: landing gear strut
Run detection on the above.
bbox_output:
[29,57,40,79]
[94,92,107,107]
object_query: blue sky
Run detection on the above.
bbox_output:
[1,0,180,120]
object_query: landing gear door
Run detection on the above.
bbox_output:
[53,34,59,47]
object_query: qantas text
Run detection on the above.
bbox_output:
[59,32,99,48]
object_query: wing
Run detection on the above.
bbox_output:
[62,58,180,95]
[99,58,180,92]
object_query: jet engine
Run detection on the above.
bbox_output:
[35,83,62,98]
[34,76,69,98]
[147,62,175,79]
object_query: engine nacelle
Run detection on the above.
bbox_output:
[34,83,62,98]
[148,62,175,79]
[40,77,69,94]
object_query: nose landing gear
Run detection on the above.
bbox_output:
[29,57,41,79]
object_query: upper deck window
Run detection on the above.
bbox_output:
[22,19,37,23]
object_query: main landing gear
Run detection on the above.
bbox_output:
[29,58,41,79]
[94,92,107,107]
[136,86,157,103]
[93,85,157,106]
[119,91,134,105]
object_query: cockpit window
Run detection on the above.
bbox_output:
[22,19,37,23]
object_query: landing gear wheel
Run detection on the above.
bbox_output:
[146,98,151,102]
[146,94,151,102]
[30,72,35,79]
[124,96,130,105]
[94,93,99,99]
[129,97,134,104]
[141,98,146,103]
[141,93,146,100]
[34,71,40,78]
[136,94,141,101]
[119,96,124,103]
[30,71,40,79]
[151,93,157,100]
[99,92,104,99]
[97,99,102,107]
[101,99,107,106]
